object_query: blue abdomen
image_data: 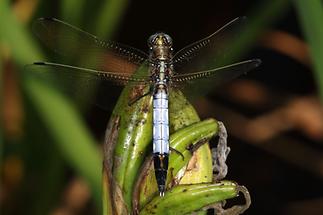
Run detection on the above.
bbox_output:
[152,88,169,154]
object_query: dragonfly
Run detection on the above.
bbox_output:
[29,17,261,196]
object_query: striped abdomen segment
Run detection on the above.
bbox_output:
[153,87,169,154]
[153,87,169,195]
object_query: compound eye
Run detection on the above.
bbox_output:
[164,34,173,46]
[148,34,158,47]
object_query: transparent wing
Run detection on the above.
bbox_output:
[171,59,261,100]
[33,17,148,73]
[25,61,151,110]
[28,62,150,84]
[172,17,248,74]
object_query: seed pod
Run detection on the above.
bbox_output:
[139,181,238,215]
[135,91,215,210]
[103,65,153,213]
[111,84,153,210]
[169,91,213,186]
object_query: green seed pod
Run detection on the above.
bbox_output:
[139,181,238,215]
[102,73,249,215]
[169,91,213,186]
[135,118,218,209]
[103,65,153,214]
[111,84,152,210]
[133,90,216,209]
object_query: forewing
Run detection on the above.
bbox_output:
[172,17,248,74]
[33,17,148,74]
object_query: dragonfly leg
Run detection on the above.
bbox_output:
[128,86,153,106]
[186,138,209,154]
[169,147,185,161]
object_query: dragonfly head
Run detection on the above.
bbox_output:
[148,33,173,48]
[148,33,173,59]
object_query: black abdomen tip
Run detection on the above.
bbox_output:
[153,154,169,196]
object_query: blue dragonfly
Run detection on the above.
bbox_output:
[29,17,261,196]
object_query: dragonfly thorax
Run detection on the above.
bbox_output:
[151,61,170,87]
[148,33,173,61]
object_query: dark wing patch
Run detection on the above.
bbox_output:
[33,18,148,74]
[172,59,261,100]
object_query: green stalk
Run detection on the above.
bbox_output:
[293,0,323,100]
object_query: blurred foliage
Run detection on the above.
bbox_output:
[1,0,323,214]
[0,0,129,212]
[293,0,323,100]
[0,57,2,168]
[94,0,129,38]
[60,0,86,24]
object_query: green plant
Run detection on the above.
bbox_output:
[102,66,250,214]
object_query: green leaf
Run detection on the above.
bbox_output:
[60,0,86,25]
[95,0,129,38]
